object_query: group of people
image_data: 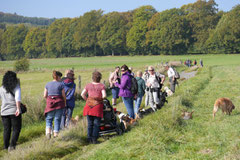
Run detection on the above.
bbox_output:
[109,64,178,118]
[184,59,203,67]
[0,69,77,151]
[0,63,178,149]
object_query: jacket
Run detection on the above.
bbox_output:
[115,71,133,98]
[62,78,76,108]
[136,77,146,96]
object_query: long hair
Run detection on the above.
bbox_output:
[2,71,19,93]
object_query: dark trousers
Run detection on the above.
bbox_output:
[1,115,22,149]
[169,78,176,93]
[86,115,101,141]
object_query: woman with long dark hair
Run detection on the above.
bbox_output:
[0,71,22,151]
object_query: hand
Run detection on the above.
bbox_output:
[146,83,151,87]
[15,108,20,116]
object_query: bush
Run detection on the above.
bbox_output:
[14,58,30,72]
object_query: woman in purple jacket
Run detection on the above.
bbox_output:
[115,64,135,119]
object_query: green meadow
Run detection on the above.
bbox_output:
[0,54,240,159]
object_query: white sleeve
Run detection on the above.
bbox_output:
[14,86,21,102]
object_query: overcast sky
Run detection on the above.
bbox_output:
[0,0,239,18]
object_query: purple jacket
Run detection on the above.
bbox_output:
[115,71,134,98]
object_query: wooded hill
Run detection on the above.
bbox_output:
[0,12,56,26]
[0,0,239,60]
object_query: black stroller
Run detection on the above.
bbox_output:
[99,99,125,136]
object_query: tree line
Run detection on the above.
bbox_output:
[0,12,56,26]
[0,0,239,60]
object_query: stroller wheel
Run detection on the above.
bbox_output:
[116,126,123,135]
[120,122,125,132]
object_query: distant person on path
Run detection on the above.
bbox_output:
[115,64,135,119]
[61,69,76,129]
[200,59,203,67]
[44,71,66,139]
[165,65,177,93]
[143,66,165,111]
[109,66,120,107]
[194,60,197,66]
[134,71,146,115]
[81,71,106,144]
[0,71,22,151]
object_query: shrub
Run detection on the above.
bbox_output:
[14,58,30,72]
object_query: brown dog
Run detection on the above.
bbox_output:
[69,115,80,126]
[213,98,235,118]
[115,111,136,129]
[181,110,194,120]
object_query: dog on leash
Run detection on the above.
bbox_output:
[115,111,136,129]
[181,110,194,120]
[213,98,235,118]
[164,86,173,97]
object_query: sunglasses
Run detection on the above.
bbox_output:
[148,70,154,71]
[121,70,125,72]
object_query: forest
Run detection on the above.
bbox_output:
[0,0,239,60]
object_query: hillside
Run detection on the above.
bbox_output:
[0,11,56,26]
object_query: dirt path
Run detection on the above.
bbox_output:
[180,71,197,80]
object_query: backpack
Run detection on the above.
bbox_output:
[172,67,180,79]
[128,75,138,95]
[155,75,162,89]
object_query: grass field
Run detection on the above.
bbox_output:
[0,54,240,159]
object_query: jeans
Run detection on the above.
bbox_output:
[122,97,135,119]
[1,115,22,149]
[87,115,101,141]
[60,107,74,129]
[46,108,63,133]
[134,94,144,114]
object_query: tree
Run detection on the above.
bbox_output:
[126,6,156,55]
[46,18,72,57]
[206,5,240,54]
[23,28,46,58]
[146,8,192,55]
[97,12,129,55]
[1,24,28,59]
[73,10,103,56]
[181,0,221,53]
[0,28,4,60]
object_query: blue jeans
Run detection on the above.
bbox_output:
[134,94,144,114]
[87,115,101,141]
[122,97,135,119]
[46,108,63,133]
[61,107,74,129]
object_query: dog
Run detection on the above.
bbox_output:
[164,86,173,97]
[158,91,168,109]
[69,115,80,126]
[115,111,136,129]
[213,98,235,118]
[181,110,194,120]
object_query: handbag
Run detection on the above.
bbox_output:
[10,91,27,114]
[20,103,27,114]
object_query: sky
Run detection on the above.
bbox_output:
[0,0,239,18]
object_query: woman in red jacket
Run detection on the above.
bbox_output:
[81,71,106,144]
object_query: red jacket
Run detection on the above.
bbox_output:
[44,96,65,115]
[83,103,103,118]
